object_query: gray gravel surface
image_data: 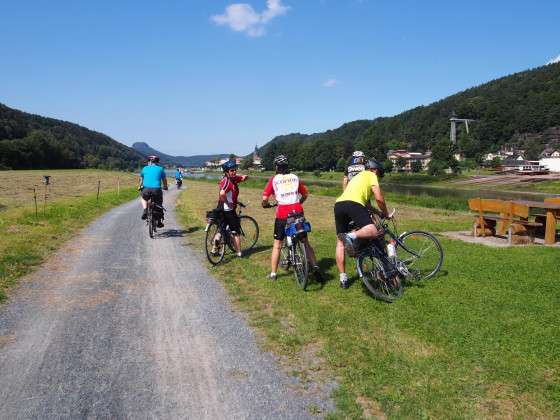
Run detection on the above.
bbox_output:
[0,190,333,419]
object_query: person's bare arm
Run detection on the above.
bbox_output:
[372,185,389,217]
[342,176,349,191]
[162,177,168,190]
[299,190,308,205]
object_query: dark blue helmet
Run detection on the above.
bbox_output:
[222,160,238,172]
[365,159,385,178]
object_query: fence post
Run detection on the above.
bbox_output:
[96,180,101,201]
[33,187,38,217]
[117,177,120,196]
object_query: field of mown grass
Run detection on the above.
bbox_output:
[177,179,560,419]
[0,169,138,210]
[0,170,139,300]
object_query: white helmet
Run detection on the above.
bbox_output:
[352,151,365,158]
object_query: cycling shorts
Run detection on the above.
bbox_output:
[334,200,373,234]
[223,211,241,234]
[141,188,163,206]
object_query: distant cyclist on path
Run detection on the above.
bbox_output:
[139,155,168,227]
[218,160,248,257]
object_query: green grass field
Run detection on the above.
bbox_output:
[0,170,138,301]
[177,180,560,418]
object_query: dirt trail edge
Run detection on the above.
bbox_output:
[0,189,333,419]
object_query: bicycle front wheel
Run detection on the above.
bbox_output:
[292,240,309,290]
[205,223,225,265]
[238,215,259,252]
[358,254,403,302]
[279,238,291,271]
[398,231,443,281]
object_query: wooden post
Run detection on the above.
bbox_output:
[96,180,101,201]
[33,187,38,217]
[478,197,485,237]
[117,177,120,196]
[43,184,48,213]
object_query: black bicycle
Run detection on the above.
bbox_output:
[204,202,259,265]
[352,211,444,302]
[146,198,165,239]
[279,212,312,290]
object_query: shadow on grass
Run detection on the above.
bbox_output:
[242,244,272,257]
[403,269,449,288]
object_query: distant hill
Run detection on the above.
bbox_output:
[258,63,560,170]
[0,103,143,170]
[132,142,229,168]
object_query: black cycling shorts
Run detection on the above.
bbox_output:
[334,200,373,234]
[274,217,308,241]
[141,188,163,206]
[223,211,241,234]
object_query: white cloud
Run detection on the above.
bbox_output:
[547,54,560,65]
[323,78,339,88]
[211,0,289,37]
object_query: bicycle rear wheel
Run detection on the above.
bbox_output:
[238,215,259,252]
[205,223,225,265]
[398,231,443,280]
[358,254,403,302]
[292,240,309,290]
[147,206,154,238]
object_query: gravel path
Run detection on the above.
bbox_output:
[0,190,333,419]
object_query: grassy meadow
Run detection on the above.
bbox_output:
[177,179,560,419]
[0,170,139,300]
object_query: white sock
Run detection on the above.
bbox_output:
[270,272,277,278]
[237,252,242,257]
[348,232,357,240]
[339,273,348,282]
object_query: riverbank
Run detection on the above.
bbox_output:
[176,179,560,418]
[0,170,138,301]
[185,170,559,212]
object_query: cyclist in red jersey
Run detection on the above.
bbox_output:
[218,160,248,257]
[262,155,322,281]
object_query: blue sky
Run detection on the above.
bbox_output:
[1,0,559,156]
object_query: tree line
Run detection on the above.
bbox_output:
[258,63,560,173]
[0,104,143,170]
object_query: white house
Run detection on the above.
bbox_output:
[540,157,560,172]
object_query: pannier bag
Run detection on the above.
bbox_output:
[284,213,311,237]
[206,208,224,222]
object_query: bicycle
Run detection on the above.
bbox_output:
[351,210,444,302]
[278,211,312,290]
[145,197,165,239]
[204,202,259,265]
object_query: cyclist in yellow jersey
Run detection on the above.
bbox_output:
[334,159,390,289]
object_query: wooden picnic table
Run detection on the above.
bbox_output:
[511,200,560,245]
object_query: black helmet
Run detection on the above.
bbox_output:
[273,154,289,166]
[147,155,160,163]
[365,159,384,178]
[222,160,238,172]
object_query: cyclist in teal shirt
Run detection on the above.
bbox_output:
[139,155,168,226]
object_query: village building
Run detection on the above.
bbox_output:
[387,149,432,172]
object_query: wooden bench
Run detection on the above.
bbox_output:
[467,198,543,244]
[535,197,560,234]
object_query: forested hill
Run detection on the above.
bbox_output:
[132,142,228,168]
[0,104,143,170]
[259,63,560,170]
